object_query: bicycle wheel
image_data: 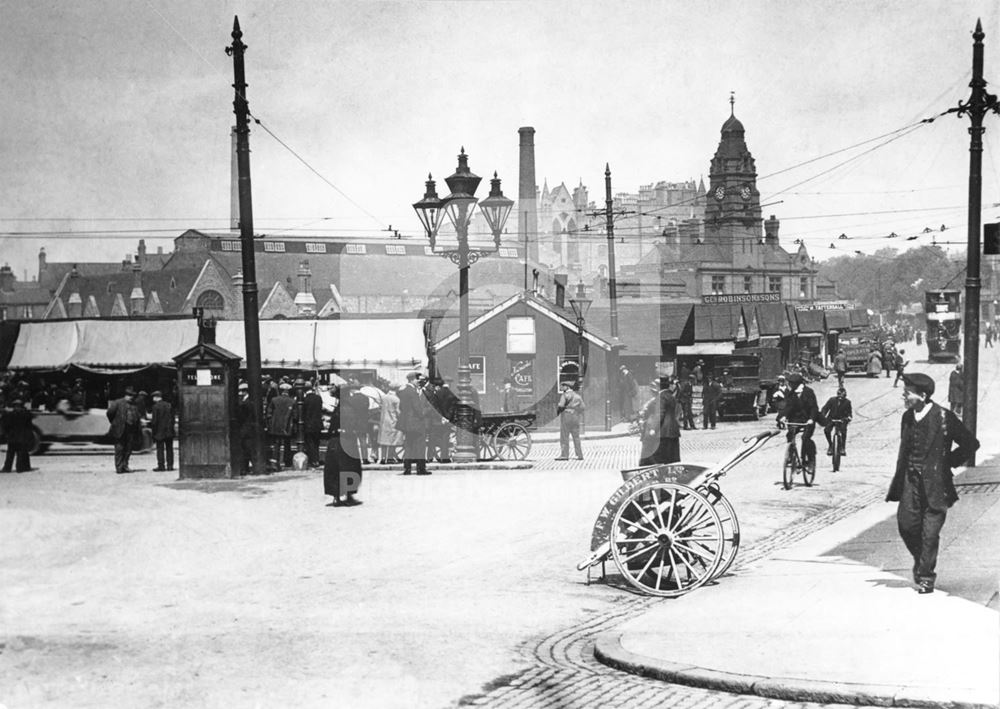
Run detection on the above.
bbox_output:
[782,444,796,490]
[802,444,816,486]
[832,430,842,472]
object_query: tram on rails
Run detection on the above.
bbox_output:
[924,289,962,363]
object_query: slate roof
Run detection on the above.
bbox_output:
[48,268,203,318]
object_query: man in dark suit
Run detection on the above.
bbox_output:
[267,382,295,471]
[236,381,256,475]
[149,391,175,471]
[107,387,141,474]
[701,375,722,430]
[428,378,459,463]
[777,372,819,463]
[397,372,429,475]
[887,372,979,594]
[302,380,325,468]
[1,398,35,473]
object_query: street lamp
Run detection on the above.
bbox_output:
[568,282,593,383]
[413,148,513,463]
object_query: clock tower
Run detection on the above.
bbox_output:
[704,95,763,241]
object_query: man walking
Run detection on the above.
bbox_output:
[149,391,175,472]
[887,372,979,593]
[947,363,964,417]
[107,387,141,474]
[677,374,695,430]
[555,381,585,460]
[833,348,848,387]
[618,365,638,421]
[236,381,256,475]
[701,375,722,430]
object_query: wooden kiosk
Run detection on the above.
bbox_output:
[173,335,242,479]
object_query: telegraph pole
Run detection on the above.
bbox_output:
[227,17,267,475]
[956,18,1000,465]
[604,165,621,430]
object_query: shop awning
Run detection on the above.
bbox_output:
[677,342,735,355]
[849,309,871,329]
[217,319,427,368]
[794,309,826,336]
[824,309,851,332]
[693,304,743,342]
[5,318,428,371]
[754,303,792,337]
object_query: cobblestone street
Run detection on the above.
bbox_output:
[1,351,995,708]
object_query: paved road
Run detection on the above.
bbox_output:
[1,348,993,709]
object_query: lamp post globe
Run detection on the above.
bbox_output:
[414,148,512,463]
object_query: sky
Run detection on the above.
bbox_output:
[2,0,1000,282]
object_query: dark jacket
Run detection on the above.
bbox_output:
[107,397,141,440]
[638,390,681,461]
[1,408,35,448]
[397,383,429,434]
[150,400,175,441]
[431,386,460,425]
[701,381,722,404]
[948,370,964,403]
[820,396,852,425]
[267,393,295,436]
[886,402,979,509]
[302,392,325,434]
[783,385,819,424]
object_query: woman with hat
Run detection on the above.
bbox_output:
[887,372,978,593]
[323,385,363,506]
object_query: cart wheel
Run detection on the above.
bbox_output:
[494,422,531,461]
[697,483,740,579]
[610,482,724,597]
[477,434,497,461]
[782,445,795,490]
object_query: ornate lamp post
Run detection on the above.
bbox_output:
[413,148,513,462]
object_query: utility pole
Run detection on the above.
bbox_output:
[227,16,267,475]
[956,18,1000,465]
[604,164,620,430]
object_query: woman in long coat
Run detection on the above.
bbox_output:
[866,349,883,378]
[323,387,364,506]
[377,385,404,463]
[637,381,681,466]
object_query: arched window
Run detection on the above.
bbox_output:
[196,289,224,312]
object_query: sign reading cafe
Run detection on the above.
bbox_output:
[702,292,782,305]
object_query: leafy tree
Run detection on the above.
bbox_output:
[819,246,964,313]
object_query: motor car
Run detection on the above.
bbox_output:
[1,407,153,455]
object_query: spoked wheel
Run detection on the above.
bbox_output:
[802,448,816,486]
[697,483,740,579]
[494,422,531,461]
[609,482,724,597]
[782,445,795,490]
[832,432,842,472]
[477,433,497,461]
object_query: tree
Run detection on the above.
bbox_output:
[819,246,964,313]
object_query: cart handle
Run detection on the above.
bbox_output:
[698,429,781,486]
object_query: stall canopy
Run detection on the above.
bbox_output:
[754,303,792,337]
[5,318,428,372]
[824,309,851,332]
[794,309,826,336]
[849,309,871,329]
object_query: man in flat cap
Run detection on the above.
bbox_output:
[150,390,175,472]
[887,372,978,594]
[776,372,819,465]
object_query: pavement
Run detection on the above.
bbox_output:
[594,456,1000,709]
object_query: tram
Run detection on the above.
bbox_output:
[924,290,962,363]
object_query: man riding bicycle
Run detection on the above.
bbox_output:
[776,372,820,463]
[821,387,853,456]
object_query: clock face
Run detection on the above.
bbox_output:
[713,185,726,201]
[740,185,752,201]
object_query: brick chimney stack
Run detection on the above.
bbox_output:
[0,263,15,292]
[518,127,539,265]
[764,215,780,245]
[293,260,316,316]
[130,262,145,316]
[67,265,82,318]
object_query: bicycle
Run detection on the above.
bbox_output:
[779,421,816,490]
[827,418,847,472]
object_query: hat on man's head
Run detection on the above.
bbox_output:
[124,386,137,396]
[406,372,420,381]
[902,372,935,397]
[279,382,292,391]
[151,390,162,398]
[238,382,249,391]
[786,373,803,386]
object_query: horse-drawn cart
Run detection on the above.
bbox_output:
[577,430,778,596]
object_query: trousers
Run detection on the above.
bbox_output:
[897,473,948,585]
